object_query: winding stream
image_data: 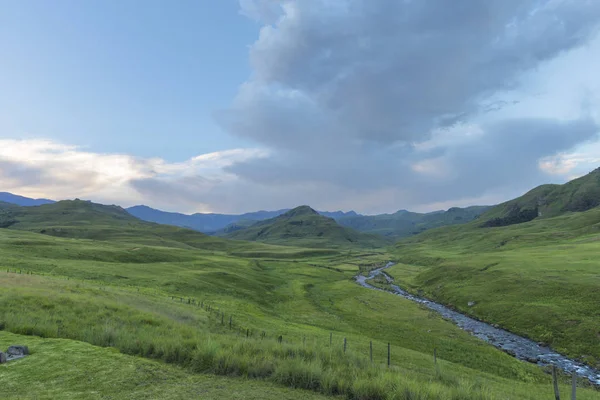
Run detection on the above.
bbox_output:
[356,262,600,385]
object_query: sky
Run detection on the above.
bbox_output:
[1,0,600,215]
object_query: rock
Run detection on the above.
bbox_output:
[7,345,29,356]
[0,352,6,364]
[468,301,476,307]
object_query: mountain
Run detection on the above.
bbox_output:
[335,206,491,238]
[480,167,600,227]
[0,192,55,206]
[0,199,254,252]
[126,205,291,232]
[225,205,389,248]
[126,205,360,233]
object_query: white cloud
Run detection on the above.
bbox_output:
[0,138,268,213]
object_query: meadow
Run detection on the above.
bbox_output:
[1,224,599,399]
[392,206,600,368]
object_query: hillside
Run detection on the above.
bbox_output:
[391,167,600,367]
[0,199,338,256]
[0,214,576,399]
[226,205,390,248]
[336,206,490,238]
[480,168,600,227]
[0,192,55,206]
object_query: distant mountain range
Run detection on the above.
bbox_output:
[126,205,359,233]
[0,191,489,238]
[0,192,55,207]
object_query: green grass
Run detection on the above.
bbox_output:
[1,200,600,398]
[0,331,328,400]
[393,206,600,368]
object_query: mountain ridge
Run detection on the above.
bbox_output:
[225,205,389,248]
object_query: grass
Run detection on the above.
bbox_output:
[1,200,600,398]
[0,331,329,400]
[393,206,600,368]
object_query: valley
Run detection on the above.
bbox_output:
[2,171,600,399]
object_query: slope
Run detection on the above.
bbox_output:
[337,206,490,238]
[1,228,586,400]
[0,199,337,256]
[0,331,328,400]
[0,191,55,206]
[391,168,600,367]
[480,167,600,227]
[225,205,390,248]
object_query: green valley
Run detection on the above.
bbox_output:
[2,200,597,399]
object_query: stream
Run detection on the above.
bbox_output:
[356,262,600,385]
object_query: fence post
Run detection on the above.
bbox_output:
[571,371,576,400]
[434,347,437,365]
[387,343,391,367]
[552,365,561,400]
[370,341,373,363]
[343,338,347,353]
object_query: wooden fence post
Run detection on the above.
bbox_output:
[571,371,576,400]
[370,341,373,363]
[343,338,347,353]
[552,365,561,400]
[387,343,391,367]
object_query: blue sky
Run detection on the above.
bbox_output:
[2,1,600,214]
[0,0,256,160]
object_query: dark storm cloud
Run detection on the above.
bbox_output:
[214,0,600,211]
[222,0,600,147]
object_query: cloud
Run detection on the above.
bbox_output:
[220,0,600,149]
[213,0,600,211]
[0,138,269,213]
[4,1,600,215]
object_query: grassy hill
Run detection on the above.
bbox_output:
[336,206,490,238]
[391,168,600,368]
[480,168,600,227]
[225,206,390,248]
[0,199,587,399]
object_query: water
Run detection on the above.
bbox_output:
[356,262,600,385]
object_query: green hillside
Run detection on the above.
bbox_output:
[391,169,600,368]
[336,206,490,238]
[1,200,588,399]
[480,168,600,227]
[0,200,339,256]
[225,205,390,248]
